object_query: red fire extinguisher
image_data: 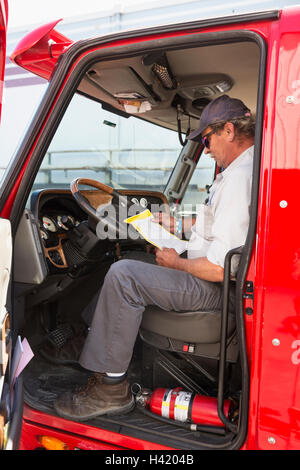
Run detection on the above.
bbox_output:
[136,387,231,428]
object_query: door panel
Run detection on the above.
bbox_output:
[0,218,12,448]
[0,218,11,319]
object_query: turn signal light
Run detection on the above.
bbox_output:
[38,435,69,450]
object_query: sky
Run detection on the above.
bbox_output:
[7,0,300,30]
[7,0,174,29]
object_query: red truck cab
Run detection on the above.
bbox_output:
[1,2,300,451]
[0,0,8,123]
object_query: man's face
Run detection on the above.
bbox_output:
[202,122,234,168]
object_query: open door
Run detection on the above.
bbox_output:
[0,219,12,448]
[0,0,24,450]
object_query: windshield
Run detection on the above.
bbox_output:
[33,93,182,193]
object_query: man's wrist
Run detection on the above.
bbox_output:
[175,255,187,272]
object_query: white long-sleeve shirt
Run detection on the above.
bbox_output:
[187,145,254,275]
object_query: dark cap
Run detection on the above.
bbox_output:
[188,95,251,142]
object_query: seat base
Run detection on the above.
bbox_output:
[140,305,238,362]
[141,306,236,344]
[139,328,238,362]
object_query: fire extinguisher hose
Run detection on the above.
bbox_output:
[136,402,226,436]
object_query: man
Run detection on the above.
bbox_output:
[54,95,255,421]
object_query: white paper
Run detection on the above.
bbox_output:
[10,336,23,387]
[10,336,34,388]
[15,338,34,381]
[125,210,188,254]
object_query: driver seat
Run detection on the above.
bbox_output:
[140,301,238,362]
[139,249,243,363]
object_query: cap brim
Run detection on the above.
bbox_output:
[187,126,204,142]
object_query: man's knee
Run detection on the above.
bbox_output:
[104,259,147,305]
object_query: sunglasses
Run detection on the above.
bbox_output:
[201,130,215,149]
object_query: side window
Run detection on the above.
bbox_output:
[180,151,215,213]
[32,93,182,193]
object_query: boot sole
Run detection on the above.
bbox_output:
[54,396,135,422]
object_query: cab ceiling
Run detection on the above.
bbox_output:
[78,41,260,133]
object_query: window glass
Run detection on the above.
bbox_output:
[31,92,216,215]
[179,151,215,213]
[33,93,182,193]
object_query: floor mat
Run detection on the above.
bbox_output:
[23,356,91,411]
[23,356,233,450]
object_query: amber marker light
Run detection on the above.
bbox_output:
[38,435,70,450]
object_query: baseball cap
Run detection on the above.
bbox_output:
[188,95,251,142]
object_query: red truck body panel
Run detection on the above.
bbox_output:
[0,0,8,122]
[246,8,300,449]
[2,5,300,451]
[10,19,73,80]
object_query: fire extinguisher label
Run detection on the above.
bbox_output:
[161,389,193,422]
[174,392,192,422]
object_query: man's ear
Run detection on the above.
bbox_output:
[224,122,235,141]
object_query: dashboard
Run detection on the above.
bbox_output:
[41,214,80,237]
[30,188,168,273]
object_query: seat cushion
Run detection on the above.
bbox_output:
[141,306,236,344]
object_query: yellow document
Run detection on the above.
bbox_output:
[124,209,188,254]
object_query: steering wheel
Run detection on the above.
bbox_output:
[70,178,140,240]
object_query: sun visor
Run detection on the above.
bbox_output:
[10,19,73,81]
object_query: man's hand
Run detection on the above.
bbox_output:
[156,248,224,282]
[155,247,180,269]
[152,212,175,233]
[152,212,196,237]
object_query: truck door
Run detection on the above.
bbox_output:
[0,0,24,449]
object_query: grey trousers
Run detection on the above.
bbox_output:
[79,258,227,373]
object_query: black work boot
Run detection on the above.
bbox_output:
[54,373,134,421]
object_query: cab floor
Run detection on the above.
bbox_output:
[22,356,233,450]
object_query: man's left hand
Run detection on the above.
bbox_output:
[156,248,224,282]
[155,247,180,269]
